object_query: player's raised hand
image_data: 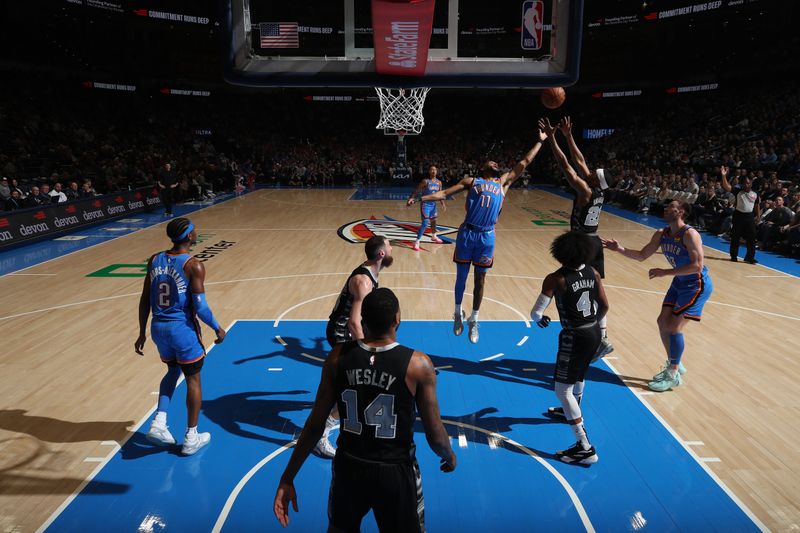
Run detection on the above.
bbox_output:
[537,315,551,328]
[214,327,226,344]
[538,117,557,137]
[134,334,146,355]
[558,116,573,135]
[274,481,298,527]
[601,238,621,252]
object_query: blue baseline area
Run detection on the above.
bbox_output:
[47,320,759,533]
[537,185,800,277]
[0,193,242,276]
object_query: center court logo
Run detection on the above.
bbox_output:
[337,216,457,249]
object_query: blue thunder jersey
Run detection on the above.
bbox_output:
[660,225,709,280]
[421,178,441,203]
[464,177,504,229]
[149,252,193,322]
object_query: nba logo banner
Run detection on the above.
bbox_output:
[521,0,544,50]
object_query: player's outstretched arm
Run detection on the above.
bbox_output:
[406,179,427,206]
[135,256,154,355]
[502,129,547,188]
[187,259,226,343]
[602,229,662,262]
[410,352,456,472]
[421,177,473,202]
[539,118,592,205]
[274,348,340,527]
[559,116,592,180]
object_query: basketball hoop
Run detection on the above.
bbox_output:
[375,87,430,135]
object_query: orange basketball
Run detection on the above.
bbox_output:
[541,87,566,109]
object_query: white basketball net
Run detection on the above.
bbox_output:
[374,87,430,134]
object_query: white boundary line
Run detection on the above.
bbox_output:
[0,191,248,277]
[272,287,531,328]
[35,319,239,533]
[5,270,796,324]
[602,359,768,532]
[211,418,595,533]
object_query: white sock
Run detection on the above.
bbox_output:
[469,310,479,322]
[323,415,338,437]
[571,422,590,449]
[154,411,167,425]
[454,304,462,316]
[186,426,198,437]
[667,367,678,378]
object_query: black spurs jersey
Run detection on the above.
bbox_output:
[555,265,601,329]
[571,186,605,234]
[328,266,379,344]
[334,341,416,463]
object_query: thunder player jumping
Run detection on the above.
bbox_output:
[603,200,714,392]
[406,165,447,251]
[411,130,547,343]
[135,217,225,455]
[539,117,614,360]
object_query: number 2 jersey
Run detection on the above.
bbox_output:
[149,251,194,322]
[554,264,601,328]
[571,186,604,234]
[334,341,416,463]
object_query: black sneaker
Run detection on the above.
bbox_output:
[546,406,566,418]
[745,258,758,264]
[556,442,598,465]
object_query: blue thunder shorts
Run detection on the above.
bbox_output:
[453,225,495,270]
[420,202,438,219]
[662,273,713,321]
[151,319,205,364]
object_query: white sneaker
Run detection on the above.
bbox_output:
[453,310,466,336]
[467,320,479,344]
[181,432,211,456]
[313,436,336,459]
[146,420,176,446]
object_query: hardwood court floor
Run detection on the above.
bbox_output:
[0,188,797,531]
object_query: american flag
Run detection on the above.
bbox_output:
[259,22,299,48]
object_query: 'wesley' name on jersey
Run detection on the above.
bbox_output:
[346,368,398,391]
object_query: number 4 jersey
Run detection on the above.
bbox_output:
[555,264,601,328]
[334,341,416,463]
[149,251,193,322]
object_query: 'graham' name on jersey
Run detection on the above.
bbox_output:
[571,278,595,292]
[346,368,398,391]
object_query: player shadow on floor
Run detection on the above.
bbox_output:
[0,409,134,444]
[416,407,563,463]
[427,354,627,391]
[232,336,328,368]
[202,390,312,445]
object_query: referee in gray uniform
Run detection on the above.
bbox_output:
[720,166,760,264]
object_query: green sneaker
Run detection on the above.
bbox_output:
[652,360,687,381]
[648,371,683,392]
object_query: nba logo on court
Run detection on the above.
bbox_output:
[337,216,457,247]
[521,0,544,50]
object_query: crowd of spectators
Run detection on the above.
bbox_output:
[2,76,798,257]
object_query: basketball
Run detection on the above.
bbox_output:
[541,87,566,109]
